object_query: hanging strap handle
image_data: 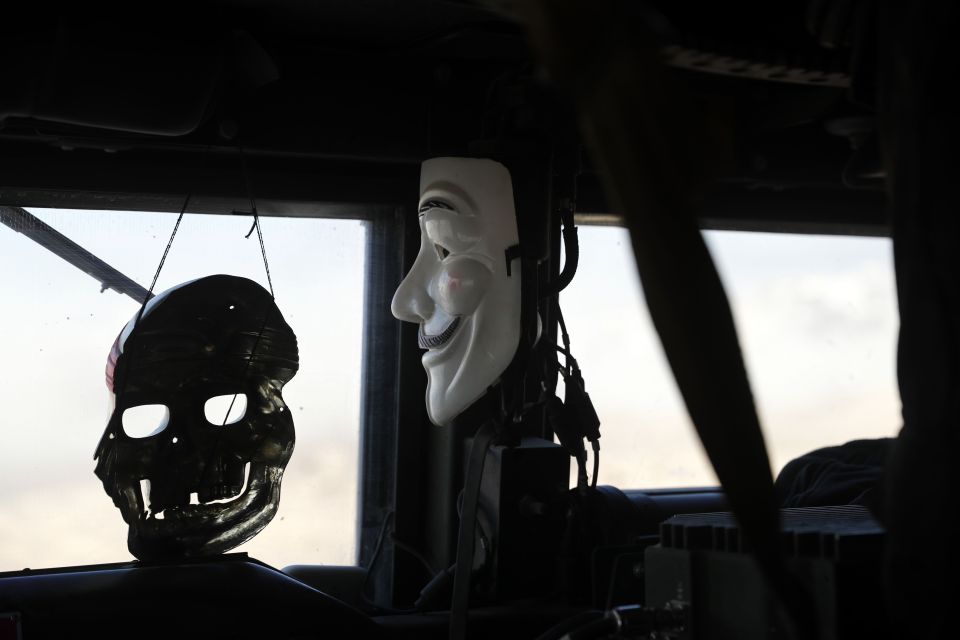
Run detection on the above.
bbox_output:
[449,420,499,640]
[509,2,815,637]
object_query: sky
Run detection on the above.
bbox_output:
[0,209,366,571]
[560,227,901,488]
[0,210,901,572]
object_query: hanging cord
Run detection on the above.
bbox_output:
[548,305,602,490]
[218,145,277,426]
[542,202,579,300]
[247,213,274,297]
[536,184,601,488]
[238,145,275,298]
[557,304,573,378]
[567,356,601,490]
[136,194,191,319]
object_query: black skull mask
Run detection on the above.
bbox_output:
[94,275,299,561]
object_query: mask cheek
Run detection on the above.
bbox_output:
[433,258,492,317]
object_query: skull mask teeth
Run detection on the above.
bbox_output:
[94,275,299,561]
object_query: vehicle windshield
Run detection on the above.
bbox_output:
[561,225,900,487]
[0,208,366,572]
[0,209,901,572]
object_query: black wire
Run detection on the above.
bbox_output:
[576,452,589,490]
[590,440,600,488]
[138,194,190,319]
[542,211,579,299]
[556,304,571,354]
[545,340,577,381]
[251,212,274,297]
[550,342,571,358]
[554,307,576,380]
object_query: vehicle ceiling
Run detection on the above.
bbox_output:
[0,0,886,234]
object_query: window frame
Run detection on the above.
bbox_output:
[2,198,411,574]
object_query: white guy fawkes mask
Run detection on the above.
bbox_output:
[391,157,521,426]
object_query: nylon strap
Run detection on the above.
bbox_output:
[449,420,498,640]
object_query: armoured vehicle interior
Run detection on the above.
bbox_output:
[1,1,953,639]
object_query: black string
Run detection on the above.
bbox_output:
[135,193,191,319]
[238,145,275,298]
[252,213,274,298]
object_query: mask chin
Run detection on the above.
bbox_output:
[422,286,520,426]
[423,313,474,426]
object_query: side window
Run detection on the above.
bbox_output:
[0,208,366,570]
[560,225,900,487]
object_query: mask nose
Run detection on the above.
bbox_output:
[392,270,434,324]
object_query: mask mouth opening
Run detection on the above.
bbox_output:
[418,316,461,350]
[138,461,253,522]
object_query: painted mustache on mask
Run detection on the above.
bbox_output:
[418,316,461,349]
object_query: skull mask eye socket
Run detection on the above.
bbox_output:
[204,393,248,426]
[122,404,171,438]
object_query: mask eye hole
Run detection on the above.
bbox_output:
[204,394,248,426]
[122,404,170,438]
[434,243,450,260]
